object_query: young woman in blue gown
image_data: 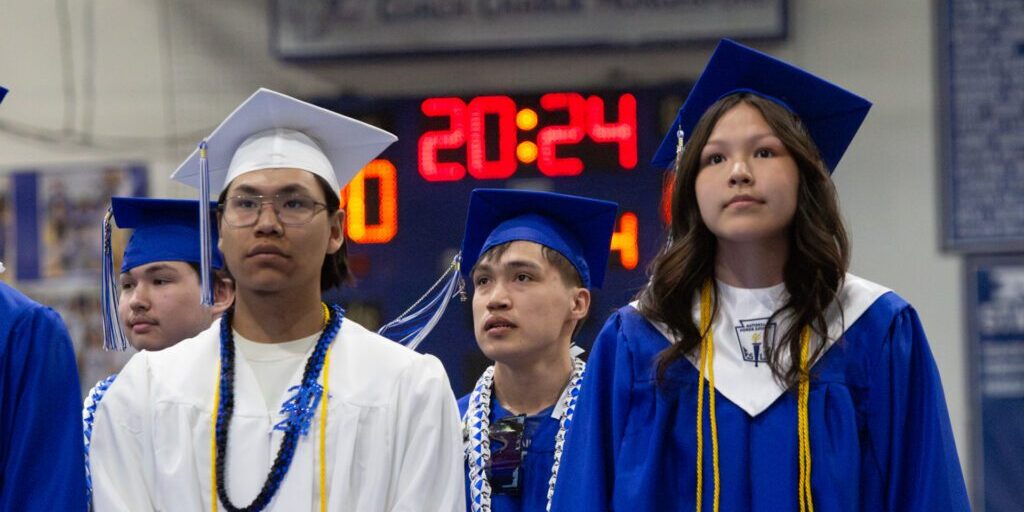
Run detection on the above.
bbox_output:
[549,39,971,512]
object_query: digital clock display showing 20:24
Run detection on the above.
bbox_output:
[338,90,672,273]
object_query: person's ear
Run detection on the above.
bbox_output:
[569,287,590,321]
[326,210,344,255]
[208,277,235,317]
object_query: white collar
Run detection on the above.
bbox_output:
[633,273,891,416]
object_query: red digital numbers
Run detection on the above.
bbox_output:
[587,94,638,169]
[419,98,466,182]
[467,96,518,180]
[419,92,638,182]
[537,93,587,176]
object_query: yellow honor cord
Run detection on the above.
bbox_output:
[319,302,331,512]
[696,281,813,512]
[210,303,335,512]
[695,280,721,512]
[211,360,221,512]
[797,327,813,512]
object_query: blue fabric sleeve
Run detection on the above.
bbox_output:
[1,303,88,511]
[856,303,970,511]
[550,309,634,512]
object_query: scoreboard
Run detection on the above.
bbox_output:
[318,84,688,391]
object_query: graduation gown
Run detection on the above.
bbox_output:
[457,394,560,512]
[549,275,970,512]
[90,316,466,512]
[0,282,87,511]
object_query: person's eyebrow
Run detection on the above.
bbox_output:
[502,260,544,272]
[230,183,315,196]
[141,263,179,277]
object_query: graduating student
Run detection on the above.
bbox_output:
[549,40,970,512]
[102,197,234,353]
[83,197,234,502]
[0,83,87,511]
[89,89,465,511]
[456,189,617,512]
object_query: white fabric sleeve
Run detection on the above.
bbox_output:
[89,352,157,512]
[385,355,466,512]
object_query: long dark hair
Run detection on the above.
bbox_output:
[217,174,350,293]
[639,93,850,387]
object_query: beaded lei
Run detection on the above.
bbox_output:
[463,357,585,512]
[83,373,119,504]
[211,302,343,512]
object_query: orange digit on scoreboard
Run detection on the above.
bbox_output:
[341,159,398,244]
[610,211,639,270]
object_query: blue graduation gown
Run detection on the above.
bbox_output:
[549,292,970,512]
[458,393,560,512]
[0,282,87,511]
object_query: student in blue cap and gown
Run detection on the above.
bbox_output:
[83,197,234,504]
[453,189,618,512]
[88,89,465,511]
[549,40,970,512]
[0,84,88,511]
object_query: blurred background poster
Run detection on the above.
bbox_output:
[8,163,147,395]
[968,255,1024,512]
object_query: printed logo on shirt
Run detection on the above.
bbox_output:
[734,317,775,367]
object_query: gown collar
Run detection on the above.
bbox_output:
[633,273,891,416]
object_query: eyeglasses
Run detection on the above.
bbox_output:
[487,414,525,496]
[220,194,328,228]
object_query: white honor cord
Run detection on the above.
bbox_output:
[463,358,586,512]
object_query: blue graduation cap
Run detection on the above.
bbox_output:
[651,39,872,173]
[460,189,619,289]
[378,188,618,350]
[113,197,224,272]
[100,197,223,351]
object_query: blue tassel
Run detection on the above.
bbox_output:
[100,209,129,351]
[377,254,464,351]
[198,140,214,306]
[273,383,324,437]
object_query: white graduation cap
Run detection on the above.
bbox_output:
[171,88,397,194]
[170,88,397,304]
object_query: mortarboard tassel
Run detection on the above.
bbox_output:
[675,127,686,166]
[100,209,129,351]
[198,140,214,306]
[377,254,464,351]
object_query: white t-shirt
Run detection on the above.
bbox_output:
[234,331,318,412]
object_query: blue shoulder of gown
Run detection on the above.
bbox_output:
[0,282,88,511]
[549,293,970,512]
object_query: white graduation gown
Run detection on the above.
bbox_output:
[89,317,466,512]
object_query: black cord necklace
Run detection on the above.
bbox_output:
[214,303,344,512]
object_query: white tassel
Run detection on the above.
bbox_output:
[378,255,464,351]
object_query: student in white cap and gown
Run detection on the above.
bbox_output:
[88,89,466,512]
